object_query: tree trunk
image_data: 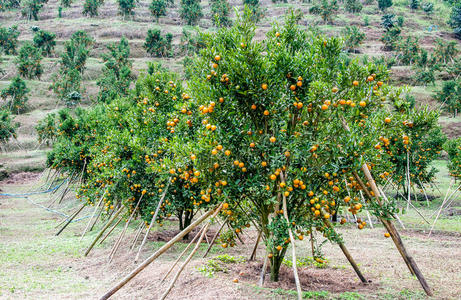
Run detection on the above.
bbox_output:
[269,248,288,282]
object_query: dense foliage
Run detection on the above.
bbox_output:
[1,76,29,114]
[144,29,173,57]
[0,25,20,55]
[180,0,203,26]
[33,29,56,56]
[15,42,43,79]
[0,109,18,145]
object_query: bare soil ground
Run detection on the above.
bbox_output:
[1,174,461,299]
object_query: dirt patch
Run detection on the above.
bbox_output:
[0,171,42,185]
[148,227,218,243]
[230,261,376,294]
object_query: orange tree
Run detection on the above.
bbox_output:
[444,137,461,179]
[76,64,217,235]
[186,10,399,281]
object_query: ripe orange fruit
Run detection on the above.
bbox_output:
[377,81,383,87]
[270,136,276,143]
[367,76,374,81]
[276,245,282,251]
[332,87,339,93]
[290,85,296,91]
[384,232,390,238]
[190,154,196,160]
[223,203,229,209]
[233,278,239,283]
[275,32,280,37]
[324,213,330,219]
[225,150,231,156]
[353,81,359,86]
[359,101,366,107]
[297,81,302,87]
[270,174,276,180]
[251,104,257,110]
[250,142,255,148]
[215,55,221,61]
[261,83,268,90]
[222,243,228,248]
[321,104,328,110]
[340,218,346,224]
[261,161,267,167]
[263,110,269,116]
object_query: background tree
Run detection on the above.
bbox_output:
[380,14,401,50]
[15,42,43,79]
[410,0,419,10]
[449,2,461,39]
[97,37,133,103]
[210,0,231,27]
[61,0,72,7]
[0,109,18,145]
[444,137,461,179]
[144,29,173,57]
[83,0,103,17]
[21,0,47,21]
[0,25,20,55]
[310,0,338,24]
[50,31,93,106]
[243,0,264,22]
[33,29,56,56]
[378,0,392,11]
[180,0,202,25]
[118,0,137,17]
[342,25,365,52]
[0,0,21,11]
[149,0,166,22]
[435,79,461,117]
[1,76,29,114]
[345,0,362,13]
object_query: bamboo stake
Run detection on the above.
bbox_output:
[428,180,453,220]
[162,225,205,282]
[259,254,269,286]
[359,190,374,229]
[159,223,211,300]
[323,219,367,283]
[418,179,430,207]
[203,217,228,258]
[378,186,406,229]
[249,230,262,261]
[80,191,106,241]
[89,206,104,232]
[359,166,433,296]
[429,183,461,236]
[55,203,86,236]
[99,204,222,300]
[280,172,302,300]
[85,206,124,257]
[98,215,124,245]
[406,151,411,211]
[109,194,144,263]
[130,223,145,251]
[134,182,170,263]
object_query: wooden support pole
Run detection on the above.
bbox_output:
[99,215,124,245]
[162,225,205,282]
[160,222,211,300]
[55,203,86,236]
[358,166,433,296]
[203,217,228,258]
[85,206,124,257]
[99,204,222,300]
[280,172,302,300]
[134,182,170,263]
[80,191,106,241]
[249,230,262,261]
[323,220,367,283]
[259,254,269,286]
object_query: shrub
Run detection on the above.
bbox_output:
[0,0,21,10]
[50,31,93,105]
[21,0,47,21]
[180,0,202,25]
[144,28,173,57]
[243,0,264,22]
[1,76,29,114]
[179,29,204,56]
[118,0,137,17]
[410,0,419,9]
[432,39,459,65]
[422,2,433,14]
[444,138,461,178]
[363,15,369,26]
[0,109,18,144]
[449,2,461,39]
[378,0,392,11]
[435,79,461,117]
[210,0,231,27]
[33,29,56,56]
[83,0,103,17]
[149,0,166,22]
[380,15,401,50]
[342,26,365,52]
[345,0,362,13]
[36,112,58,145]
[15,42,43,79]
[97,37,133,103]
[61,0,72,7]
[396,36,421,65]
[310,0,338,23]
[0,25,20,55]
